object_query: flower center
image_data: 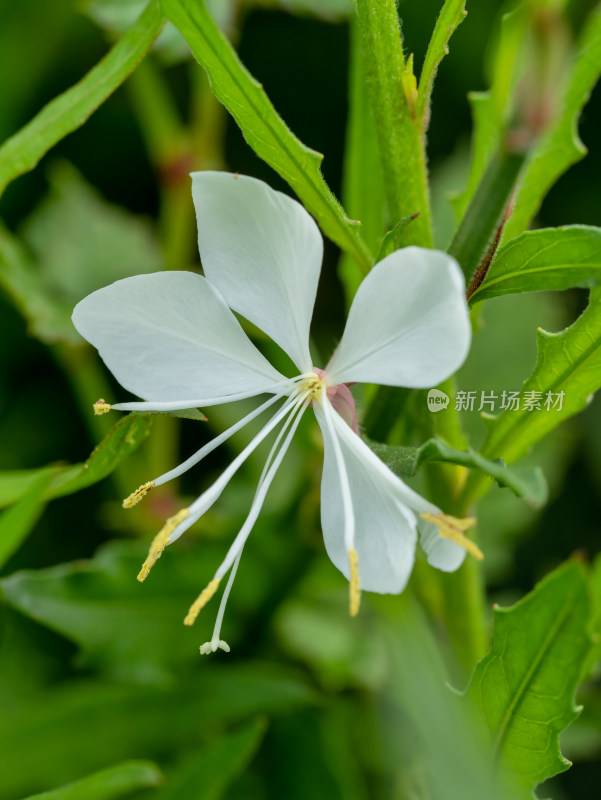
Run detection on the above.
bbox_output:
[297,372,326,402]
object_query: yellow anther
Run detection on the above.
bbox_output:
[123,481,155,509]
[137,508,189,582]
[93,399,111,415]
[420,512,483,561]
[184,579,221,626]
[349,548,361,617]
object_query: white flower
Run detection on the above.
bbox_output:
[72,172,479,655]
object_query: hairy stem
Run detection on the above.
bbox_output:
[354,0,433,246]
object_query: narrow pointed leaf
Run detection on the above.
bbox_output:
[0,472,53,569]
[21,761,163,800]
[467,561,591,794]
[374,214,420,263]
[0,2,164,198]
[470,225,601,303]
[368,436,547,507]
[417,0,467,125]
[159,0,372,270]
[154,719,265,800]
[0,667,314,798]
[0,414,152,509]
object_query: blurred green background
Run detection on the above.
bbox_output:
[1,1,601,798]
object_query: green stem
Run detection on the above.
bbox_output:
[354,0,433,247]
[448,149,525,283]
[438,552,488,675]
[425,465,489,676]
[363,386,411,442]
[128,57,197,267]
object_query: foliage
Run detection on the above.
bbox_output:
[1,0,601,798]
[21,762,163,800]
[466,561,591,797]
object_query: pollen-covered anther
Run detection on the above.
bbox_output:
[123,481,155,509]
[349,547,361,617]
[420,512,483,560]
[137,508,189,582]
[184,578,221,626]
[93,398,111,415]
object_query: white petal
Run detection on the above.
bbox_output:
[191,171,322,372]
[72,271,285,402]
[419,519,466,572]
[315,399,424,594]
[326,247,471,387]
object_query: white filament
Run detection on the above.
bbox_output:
[153,391,286,487]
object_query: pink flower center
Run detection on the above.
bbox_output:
[313,367,359,434]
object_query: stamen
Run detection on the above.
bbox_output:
[184,578,221,626]
[420,512,483,560]
[137,508,189,581]
[183,394,303,532]
[214,392,310,581]
[93,399,111,415]
[152,391,285,489]
[123,481,155,509]
[111,377,309,413]
[349,548,361,617]
[199,395,311,655]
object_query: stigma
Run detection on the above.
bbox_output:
[93,398,111,415]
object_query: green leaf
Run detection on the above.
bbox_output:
[0,2,163,199]
[0,666,315,798]
[470,225,601,303]
[22,162,163,301]
[0,414,152,509]
[154,719,265,800]
[475,289,601,468]
[1,164,163,345]
[374,214,421,263]
[368,437,547,507]
[0,226,69,344]
[466,560,591,794]
[85,0,233,38]
[22,761,163,800]
[0,468,60,510]
[136,407,207,421]
[0,472,53,569]
[0,522,303,681]
[503,5,601,241]
[451,5,528,220]
[160,0,372,270]
[416,0,467,125]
